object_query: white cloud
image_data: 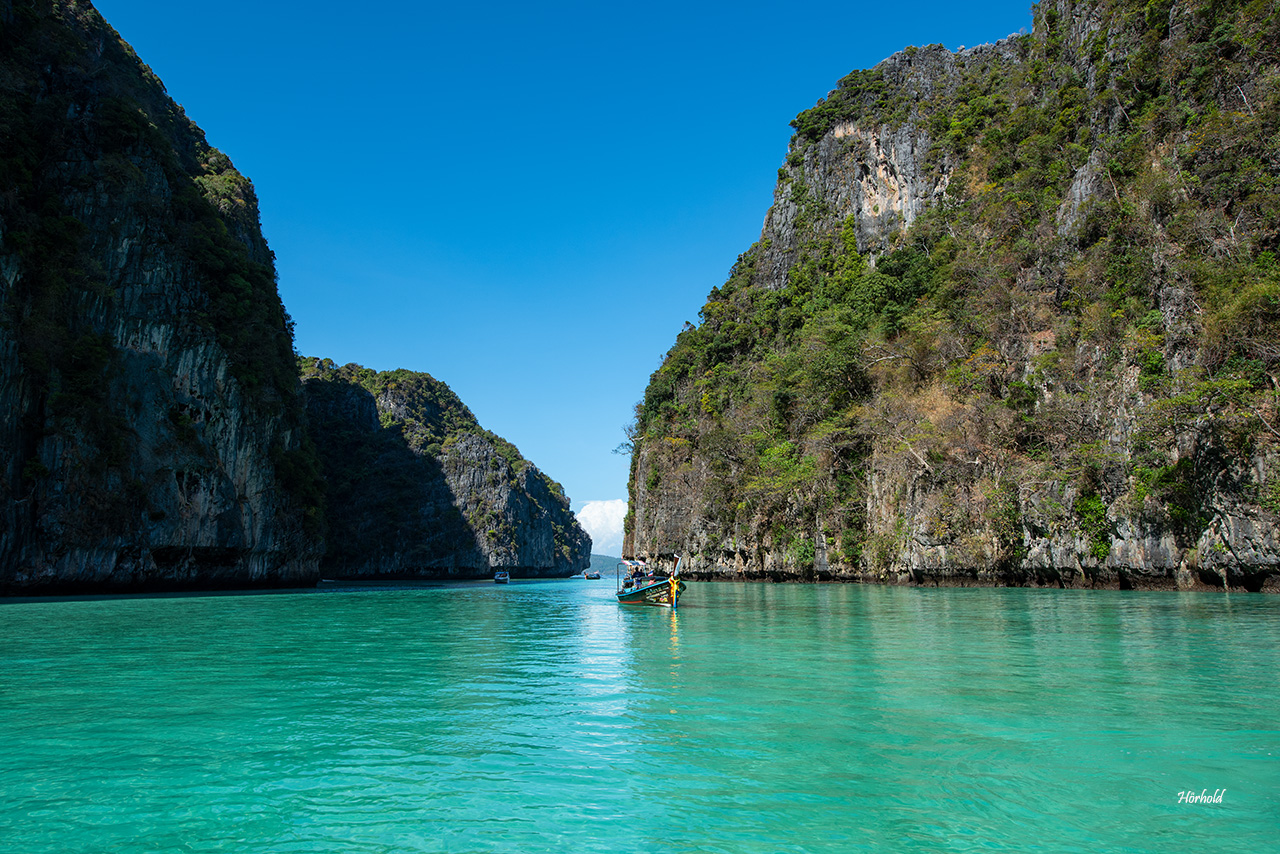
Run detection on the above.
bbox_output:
[575,499,627,556]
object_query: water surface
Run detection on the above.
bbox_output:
[2,582,1276,852]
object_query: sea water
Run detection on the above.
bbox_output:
[1,582,1276,852]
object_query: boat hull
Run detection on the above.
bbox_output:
[616,577,685,607]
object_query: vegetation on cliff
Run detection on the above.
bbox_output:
[1,1,302,408]
[628,0,1280,587]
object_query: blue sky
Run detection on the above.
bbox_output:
[93,0,1034,553]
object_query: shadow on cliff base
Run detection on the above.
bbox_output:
[304,376,485,579]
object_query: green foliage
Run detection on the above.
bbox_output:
[1073,494,1113,561]
[1134,459,1212,542]
[302,360,504,457]
[839,529,863,565]
[865,518,907,571]
[171,177,298,403]
[790,69,891,143]
[986,481,1025,568]
[645,466,661,491]
[790,536,817,568]
[1198,261,1280,369]
[637,222,941,442]
[746,440,817,499]
[1261,478,1280,515]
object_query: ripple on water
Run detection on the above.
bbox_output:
[1,582,1277,852]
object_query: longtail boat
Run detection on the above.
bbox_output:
[616,556,686,609]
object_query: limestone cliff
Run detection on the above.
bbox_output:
[627,0,1280,592]
[0,0,322,593]
[302,361,591,578]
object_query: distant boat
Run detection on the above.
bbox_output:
[583,570,602,579]
[616,555,685,608]
[494,571,510,584]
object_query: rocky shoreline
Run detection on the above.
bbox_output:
[676,566,1279,593]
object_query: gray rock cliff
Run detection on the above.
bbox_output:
[1,0,321,593]
[627,0,1280,592]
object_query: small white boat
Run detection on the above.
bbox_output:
[494,571,510,584]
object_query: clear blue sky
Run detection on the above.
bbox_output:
[94,0,1034,519]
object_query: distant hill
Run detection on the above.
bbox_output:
[301,360,592,579]
[588,554,622,575]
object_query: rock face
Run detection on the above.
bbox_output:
[0,0,322,593]
[302,362,591,579]
[627,0,1280,592]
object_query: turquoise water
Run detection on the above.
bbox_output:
[1,582,1277,853]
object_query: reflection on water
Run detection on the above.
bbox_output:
[1,581,1277,852]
